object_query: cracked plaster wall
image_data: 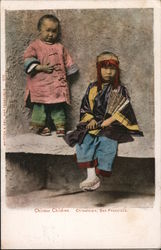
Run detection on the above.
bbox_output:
[5,9,154,154]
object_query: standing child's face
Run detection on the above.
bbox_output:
[40,19,59,43]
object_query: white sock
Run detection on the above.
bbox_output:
[80,167,100,189]
[86,168,97,180]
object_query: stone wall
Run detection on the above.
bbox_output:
[5,9,154,155]
[6,154,154,196]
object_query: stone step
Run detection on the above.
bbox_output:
[6,132,154,158]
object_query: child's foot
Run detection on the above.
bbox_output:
[79,176,100,191]
[56,129,65,137]
[29,125,37,133]
[38,127,51,136]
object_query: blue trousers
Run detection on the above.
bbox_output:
[76,134,118,173]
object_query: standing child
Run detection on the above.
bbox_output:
[64,51,143,191]
[24,14,78,136]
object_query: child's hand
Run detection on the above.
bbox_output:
[86,119,98,130]
[35,63,54,74]
[101,116,116,128]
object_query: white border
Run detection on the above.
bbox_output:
[1,0,7,216]
[154,6,161,212]
[1,0,161,249]
[1,0,161,10]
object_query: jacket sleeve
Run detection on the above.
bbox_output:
[63,47,79,76]
[112,86,143,135]
[80,83,98,123]
[23,42,40,74]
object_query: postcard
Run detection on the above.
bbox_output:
[1,0,161,249]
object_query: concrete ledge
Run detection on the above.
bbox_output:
[6,132,153,158]
[6,133,74,155]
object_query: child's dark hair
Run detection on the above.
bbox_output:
[37,14,61,41]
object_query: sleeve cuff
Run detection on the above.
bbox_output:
[113,111,140,131]
[66,64,79,76]
[24,57,40,73]
[81,113,94,123]
[27,63,39,73]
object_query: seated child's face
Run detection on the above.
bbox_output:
[98,54,117,82]
[40,19,58,43]
[101,66,116,82]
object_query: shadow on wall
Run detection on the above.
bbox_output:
[6,153,155,197]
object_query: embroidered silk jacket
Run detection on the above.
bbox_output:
[24,39,78,105]
[64,81,143,146]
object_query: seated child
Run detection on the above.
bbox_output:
[24,14,78,136]
[64,51,143,190]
